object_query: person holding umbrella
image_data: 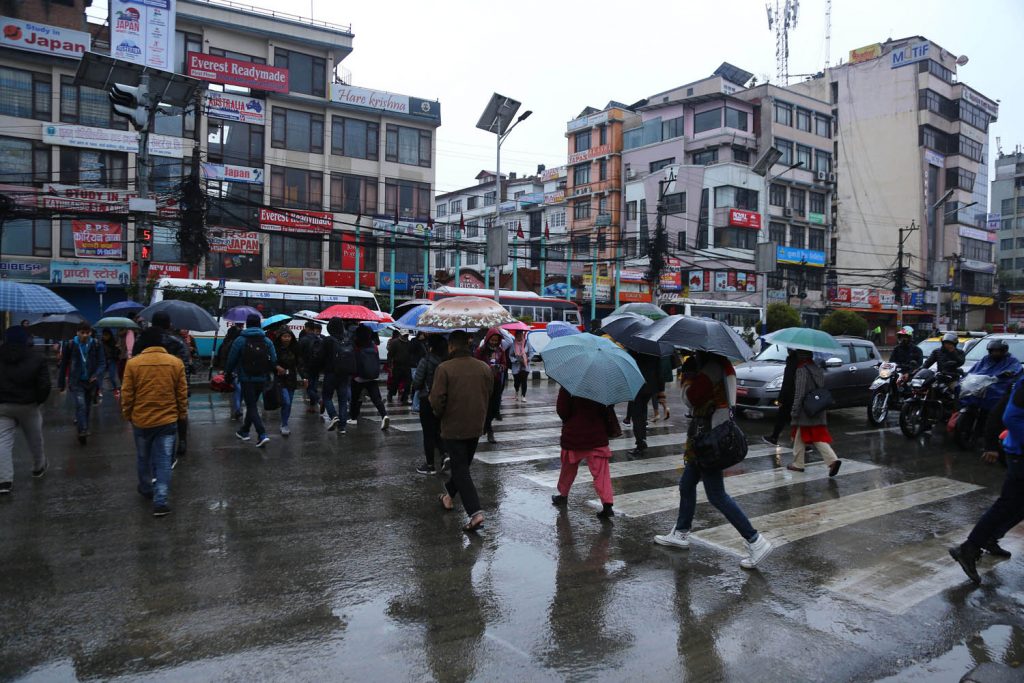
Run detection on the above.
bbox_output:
[475,328,509,444]
[762,347,800,453]
[551,386,621,519]
[57,322,106,445]
[509,329,533,403]
[787,350,842,475]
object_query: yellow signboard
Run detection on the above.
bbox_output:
[849,43,882,65]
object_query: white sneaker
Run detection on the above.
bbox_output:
[346,418,358,425]
[653,528,690,549]
[381,415,390,430]
[326,417,339,432]
[740,534,774,569]
[280,425,291,436]
[520,396,528,404]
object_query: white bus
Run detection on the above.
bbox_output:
[661,297,763,334]
[150,278,381,357]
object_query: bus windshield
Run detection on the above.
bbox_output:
[690,305,761,329]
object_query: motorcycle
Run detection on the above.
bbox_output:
[951,374,998,450]
[867,362,913,425]
[899,367,961,438]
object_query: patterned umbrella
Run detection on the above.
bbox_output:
[416,296,515,330]
[0,282,76,314]
[545,321,581,338]
[541,334,645,405]
[224,305,262,323]
[317,304,382,321]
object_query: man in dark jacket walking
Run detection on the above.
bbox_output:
[413,334,448,474]
[0,326,51,492]
[430,330,493,533]
[628,351,660,455]
[387,331,413,403]
[316,317,356,434]
[225,314,277,447]
[298,320,323,413]
[763,348,800,454]
[58,322,106,445]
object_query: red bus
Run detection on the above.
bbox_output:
[426,286,583,329]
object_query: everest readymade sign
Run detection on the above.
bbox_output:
[0,16,90,59]
[109,0,175,70]
[259,208,332,235]
[187,52,289,93]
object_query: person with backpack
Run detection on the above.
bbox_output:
[298,320,323,413]
[225,314,277,447]
[413,334,448,474]
[99,328,122,400]
[57,322,106,445]
[316,317,356,434]
[216,325,243,420]
[349,324,390,430]
[787,349,842,475]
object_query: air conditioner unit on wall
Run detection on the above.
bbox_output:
[783,207,794,217]
[828,172,837,183]
[788,284,800,296]
[816,170,828,182]
[626,169,636,180]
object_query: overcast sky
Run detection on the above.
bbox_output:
[96,0,1022,202]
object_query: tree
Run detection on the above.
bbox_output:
[821,309,869,338]
[766,302,801,332]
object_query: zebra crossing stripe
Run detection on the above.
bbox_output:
[386,414,571,433]
[475,432,686,465]
[825,525,1024,614]
[690,476,982,557]
[362,404,559,422]
[591,458,873,517]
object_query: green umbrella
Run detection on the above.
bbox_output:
[608,302,667,321]
[765,327,841,353]
[95,316,141,330]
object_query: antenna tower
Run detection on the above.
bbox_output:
[824,0,832,69]
[766,0,800,84]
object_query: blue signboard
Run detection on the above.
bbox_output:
[543,283,577,298]
[890,41,930,69]
[776,246,826,268]
[378,272,409,292]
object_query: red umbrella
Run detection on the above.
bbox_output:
[375,311,395,323]
[317,304,381,321]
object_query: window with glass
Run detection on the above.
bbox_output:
[385,178,431,220]
[695,191,708,249]
[330,116,378,160]
[599,125,607,145]
[809,228,825,251]
[1004,238,1015,250]
[814,114,831,137]
[713,186,758,211]
[466,220,479,238]
[796,108,812,132]
[60,219,126,258]
[269,234,323,267]
[573,163,590,186]
[796,144,812,170]
[692,148,718,165]
[152,226,183,263]
[152,158,187,194]
[961,237,992,262]
[662,116,684,139]
[450,199,463,214]
[627,201,637,221]
[1019,197,1024,212]
[919,89,957,120]
[770,184,787,207]
[1004,218,1015,231]
[919,59,954,84]
[550,211,566,228]
[1001,259,1013,271]
[0,66,51,121]
[61,76,126,130]
[436,203,447,217]
[715,228,757,250]
[328,233,376,271]
[724,107,748,131]
[769,222,787,245]
[774,101,793,126]
[946,167,976,192]
[574,235,590,255]
[274,48,326,97]
[789,226,806,248]
[174,31,202,73]
[959,100,989,132]
[59,149,128,188]
[919,125,955,154]
[385,124,431,167]
[815,149,832,174]
[0,136,50,186]
[649,158,675,173]
[206,182,261,229]
[574,130,591,153]
[732,147,750,164]
[958,135,983,162]
[484,191,496,207]
[574,200,591,220]
[0,219,51,256]
[664,192,686,214]
[270,166,323,210]
[775,138,794,165]
[694,108,722,134]
[598,158,607,181]
[271,107,324,153]
[790,188,806,215]
[330,173,378,214]
[675,231,687,250]
[1016,237,1024,249]
[809,192,826,215]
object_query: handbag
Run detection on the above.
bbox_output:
[801,370,834,417]
[693,418,748,470]
[262,381,282,411]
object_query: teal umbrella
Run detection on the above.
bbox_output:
[95,316,140,330]
[541,334,645,405]
[765,327,842,353]
[608,302,667,321]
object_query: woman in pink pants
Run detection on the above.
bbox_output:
[550,386,621,518]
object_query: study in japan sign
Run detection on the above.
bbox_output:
[109,0,175,70]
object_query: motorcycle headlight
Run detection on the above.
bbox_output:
[879,368,893,379]
[765,374,785,390]
[911,379,925,388]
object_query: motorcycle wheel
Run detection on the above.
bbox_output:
[899,403,926,438]
[953,411,976,450]
[867,390,890,425]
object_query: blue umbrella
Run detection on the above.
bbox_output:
[394,304,431,330]
[546,321,581,339]
[0,282,76,314]
[541,334,645,405]
[261,313,291,329]
[103,300,145,316]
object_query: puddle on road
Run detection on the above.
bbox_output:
[874,623,1024,682]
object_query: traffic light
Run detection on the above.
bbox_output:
[109,82,149,131]
[137,226,153,264]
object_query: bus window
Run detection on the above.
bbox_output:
[563,310,581,325]
[537,306,552,322]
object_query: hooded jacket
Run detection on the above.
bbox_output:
[475,327,509,377]
[58,336,106,389]
[225,327,278,383]
[316,318,352,377]
[0,343,50,405]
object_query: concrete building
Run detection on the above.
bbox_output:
[994,150,1024,292]
[788,36,998,333]
[0,0,441,318]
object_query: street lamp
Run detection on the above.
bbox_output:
[476,94,532,302]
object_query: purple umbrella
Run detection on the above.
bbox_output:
[224,305,262,323]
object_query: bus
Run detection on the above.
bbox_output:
[660,297,763,334]
[151,278,381,357]
[426,286,583,329]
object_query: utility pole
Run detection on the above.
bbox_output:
[895,221,916,329]
[111,73,154,284]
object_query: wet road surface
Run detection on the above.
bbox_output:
[1,379,1023,681]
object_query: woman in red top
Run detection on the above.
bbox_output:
[788,350,842,475]
[550,386,620,518]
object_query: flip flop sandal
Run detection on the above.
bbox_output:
[463,514,484,533]
[438,493,454,511]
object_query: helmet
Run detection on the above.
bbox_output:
[897,325,913,337]
[987,339,1009,353]
[942,332,958,344]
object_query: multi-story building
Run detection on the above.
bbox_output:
[0,0,440,318]
[788,36,998,333]
[994,150,1024,291]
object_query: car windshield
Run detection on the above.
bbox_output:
[965,337,1024,363]
[918,340,940,358]
[753,344,790,362]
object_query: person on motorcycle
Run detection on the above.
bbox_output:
[964,339,1023,408]
[925,332,966,373]
[889,326,923,370]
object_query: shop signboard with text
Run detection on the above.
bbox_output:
[42,124,188,158]
[727,209,762,229]
[0,259,49,282]
[208,228,260,254]
[0,16,89,59]
[259,208,332,235]
[660,272,682,292]
[205,91,265,125]
[890,41,930,68]
[330,84,440,121]
[265,268,320,286]
[201,163,264,185]
[568,143,612,165]
[378,272,409,292]
[776,246,826,267]
[50,261,130,286]
[109,0,175,70]
[138,263,196,279]
[39,184,177,216]
[186,51,289,93]
[72,220,123,258]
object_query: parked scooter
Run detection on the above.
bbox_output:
[899,367,961,438]
[867,361,915,425]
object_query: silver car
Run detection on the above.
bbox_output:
[734,337,882,415]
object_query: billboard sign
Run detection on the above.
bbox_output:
[0,16,90,59]
[72,220,123,257]
[890,41,930,69]
[727,208,762,229]
[205,91,265,125]
[848,43,882,64]
[187,51,289,93]
[776,246,826,267]
[201,163,264,185]
[259,208,332,235]
[42,124,187,158]
[208,228,260,254]
[109,0,175,70]
[50,261,131,286]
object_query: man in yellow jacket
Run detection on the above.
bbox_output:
[121,328,189,517]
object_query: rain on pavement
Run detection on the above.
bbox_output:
[1,378,1023,682]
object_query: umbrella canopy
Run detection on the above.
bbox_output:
[764,327,842,354]
[602,315,664,356]
[608,302,667,321]
[417,296,515,330]
[95,316,140,330]
[546,321,581,338]
[501,320,532,332]
[541,334,645,405]
[261,313,292,329]
[0,282,76,314]
[138,300,219,332]
[25,312,87,339]
[317,304,380,321]
[103,300,145,317]
[394,304,431,330]
[635,314,754,361]
[224,305,262,323]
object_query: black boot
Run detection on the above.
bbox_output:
[981,540,1012,558]
[551,494,567,506]
[949,541,982,584]
[597,503,615,519]
[486,429,497,444]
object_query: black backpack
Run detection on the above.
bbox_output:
[330,335,357,376]
[240,336,272,376]
[355,345,381,380]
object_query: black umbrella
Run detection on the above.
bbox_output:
[634,314,754,361]
[25,312,87,340]
[600,313,665,356]
[138,300,219,332]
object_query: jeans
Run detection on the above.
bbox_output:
[350,381,387,419]
[134,422,176,507]
[322,374,351,424]
[675,462,758,542]
[280,387,293,427]
[443,437,481,517]
[969,454,1024,546]
[419,400,443,466]
[232,380,242,416]
[484,384,503,431]
[103,361,121,391]
[239,381,266,438]
[306,373,320,407]
[630,393,650,447]
[512,371,529,397]
[69,380,96,434]
[0,402,45,484]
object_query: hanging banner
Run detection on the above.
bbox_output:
[727,209,762,229]
[38,183,178,215]
[109,0,175,70]
[200,163,264,185]
[0,16,90,59]
[259,208,332,235]
[205,91,266,125]
[72,220,124,257]
[324,271,377,288]
[660,272,682,292]
[208,228,260,254]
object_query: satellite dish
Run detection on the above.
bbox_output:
[956,55,969,66]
